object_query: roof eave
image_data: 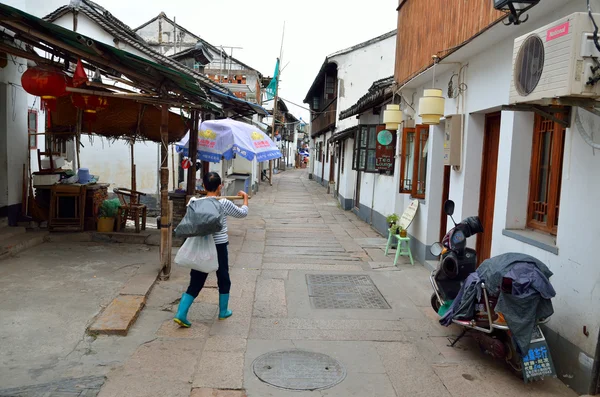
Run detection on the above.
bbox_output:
[303,58,329,103]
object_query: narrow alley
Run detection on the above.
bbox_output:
[87,170,574,397]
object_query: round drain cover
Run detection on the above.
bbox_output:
[252,349,346,391]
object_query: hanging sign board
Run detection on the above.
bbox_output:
[375,128,395,172]
[399,199,419,230]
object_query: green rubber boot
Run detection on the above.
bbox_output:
[219,293,233,320]
[174,292,194,327]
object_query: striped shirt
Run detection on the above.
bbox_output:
[213,199,249,244]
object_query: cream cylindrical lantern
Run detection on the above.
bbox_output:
[383,104,403,130]
[418,89,445,125]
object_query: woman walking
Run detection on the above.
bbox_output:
[174,172,249,327]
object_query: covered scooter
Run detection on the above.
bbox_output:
[429,200,557,382]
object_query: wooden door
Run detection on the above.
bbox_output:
[476,113,501,264]
[439,165,451,242]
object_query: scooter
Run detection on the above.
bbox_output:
[429,200,555,381]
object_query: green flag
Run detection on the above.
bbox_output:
[266,58,280,101]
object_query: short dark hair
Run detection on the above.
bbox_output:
[203,172,222,192]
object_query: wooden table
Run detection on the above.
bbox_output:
[35,183,109,231]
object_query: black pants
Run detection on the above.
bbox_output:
[186,242,230,298]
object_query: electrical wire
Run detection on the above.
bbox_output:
[588,0,600,53]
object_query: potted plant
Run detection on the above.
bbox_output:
[390,224,400,236]
[399,226,408,238]
[386,213,399,228]
[97,198,120,232]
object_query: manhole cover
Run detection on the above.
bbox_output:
[252,349,346,391]
[306,274,390,309]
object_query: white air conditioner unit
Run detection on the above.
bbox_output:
[509,12,600,105]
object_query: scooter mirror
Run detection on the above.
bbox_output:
[430,242,443,257]
[444,200,455,216]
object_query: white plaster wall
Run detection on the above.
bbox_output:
[28,94,47,174]
[338,138,355,201]
[492,109,600,357]
[403,0,600,356]
[78,138,178,199]
[333,34,396,133]
[0,60,28,208]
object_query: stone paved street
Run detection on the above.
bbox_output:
[94,169,577,397]
[2,169,577,397]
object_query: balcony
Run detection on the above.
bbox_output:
[311,98,337,137]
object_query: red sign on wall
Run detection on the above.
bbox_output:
[546,21,569,42]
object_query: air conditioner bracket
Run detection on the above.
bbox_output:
[501,104,571,128]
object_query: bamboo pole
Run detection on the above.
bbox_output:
[269,66,280,187]
[66,86,155,99]
[130,139,137,200]
[160,104,171,279]
[76,109,83,169]
[171,144,176,191]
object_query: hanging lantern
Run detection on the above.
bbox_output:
[71,93,109,115]
[383,104,403,131]
[418,89,445,125]
[21,66,69,112]
[181,158,192,170]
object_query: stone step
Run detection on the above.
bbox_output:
[0,230,48,260]
[88,295,146,336]
[0,226,27,240]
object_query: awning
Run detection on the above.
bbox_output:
[339,76,394,120]
[49,96,189,143]
[329,126,358,143]
[209,90,269,117]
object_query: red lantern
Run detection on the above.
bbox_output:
[71,93,109,115]
[181,158,192,170]
[21,66,69,112]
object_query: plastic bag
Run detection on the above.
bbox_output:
[99,198,121,218]
[174,235,219,273]
[174,197,223,238]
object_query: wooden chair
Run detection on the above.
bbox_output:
[49,185,86,231]
[114,188,147,233]
[37,149,61,173]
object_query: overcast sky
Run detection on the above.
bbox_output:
[21,0,398,121]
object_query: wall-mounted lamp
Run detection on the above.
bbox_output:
[383,104,403,130]
[493,0,539,26]
[418,56,445,125]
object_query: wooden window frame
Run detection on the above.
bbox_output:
[28,109,38,149]
[352,125,380,173]
[399,125,429,199]
[527,113,566,235]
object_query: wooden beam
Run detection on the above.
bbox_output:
[66,86,156,99]
[160,104,171,279]
[187,110,199,196]
[2,20,158,87]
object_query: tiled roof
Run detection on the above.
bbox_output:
[43,0,229,95]
[339,76,394,120]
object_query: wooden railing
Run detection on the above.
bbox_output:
[311,98,337,136]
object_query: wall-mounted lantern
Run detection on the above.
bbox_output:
[493,0,539,25]
[418,89,445,125]
[383,104,403,130]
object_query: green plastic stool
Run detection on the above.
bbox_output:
[394,235,414,266]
